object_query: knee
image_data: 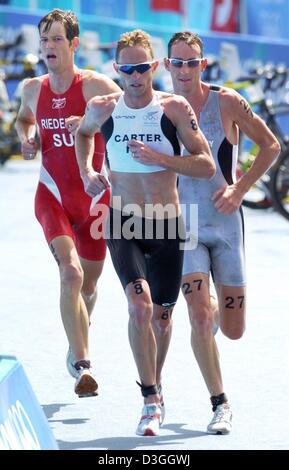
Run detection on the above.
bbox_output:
[190,304,214,336]
[129,299,153,330]
[153,317,171,336]
[153,310,173,335]
[82,279,97,299]
[222,325,245,340]
[60,263,83,290]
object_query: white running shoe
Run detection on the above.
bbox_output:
[73,360,98,398]
[136,403,162,436]
[158,385,165,425]
[207,403,232,434]
[74,360,98,398]
[66,350,98,398]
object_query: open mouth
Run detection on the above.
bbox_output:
[47,54,57,59]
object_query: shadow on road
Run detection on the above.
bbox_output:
[57,423,208,450]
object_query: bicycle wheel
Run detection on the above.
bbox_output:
[237,161,273,209]
[241,183,272,208]
[270,148,289,221]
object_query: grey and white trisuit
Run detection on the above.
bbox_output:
[178,85,245,286]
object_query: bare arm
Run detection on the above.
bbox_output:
[82,71,121,102]
[75,101,98,177]
[213,89,281,214]
[128,96,215,178]
[228,90,280,192]
[75,95,116,196]
[170,97,215,178]
[15,79,39,159]
[66,73,121,136]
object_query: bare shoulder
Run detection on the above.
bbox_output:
[218,85,243,112]
[21,75,45,97]
[157,90,174,100]
[19,75,47,113]
[217,86,255,126]
[161,92,195,120]
[81,69,120,100]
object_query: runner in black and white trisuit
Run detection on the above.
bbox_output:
[101,91,186,304]
[75,29,215,436]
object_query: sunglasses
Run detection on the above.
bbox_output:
[116,61,155,75]
[168,58,203,68]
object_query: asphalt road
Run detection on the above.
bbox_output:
[0,160,288,450]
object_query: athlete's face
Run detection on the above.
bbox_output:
[165,41,206,95]
[39,21,79,73]
[115,46,158,101]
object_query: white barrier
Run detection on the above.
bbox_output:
[0,355,58,450]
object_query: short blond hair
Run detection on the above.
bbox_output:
[116,29,154,62]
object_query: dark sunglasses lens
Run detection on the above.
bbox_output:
[119,65,134,74]
[119,63,152,74]
[170,59,201,68]
[188,59,201,68]
[171,59,183,68]
[136,64,151,73]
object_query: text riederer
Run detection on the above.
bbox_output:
[89,196,198,251]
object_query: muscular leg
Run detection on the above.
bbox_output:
[205,283,244,434]
[216,284,246,340]
[181,272,223,396]
[126,279,160,405]
[80,257,105,318]
[50,235,89,361]
[210,293,220,331]
[152,303,174,388]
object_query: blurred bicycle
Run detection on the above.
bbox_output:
[205,60,289,215]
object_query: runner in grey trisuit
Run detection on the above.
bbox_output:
[166,31,279,435]
[179,85,245,286]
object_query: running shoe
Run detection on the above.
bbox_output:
[66,349,98,397]
[73,360,98,398]
[136,403,162,436]
[158,384,165,425]
[207,403,232,434]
